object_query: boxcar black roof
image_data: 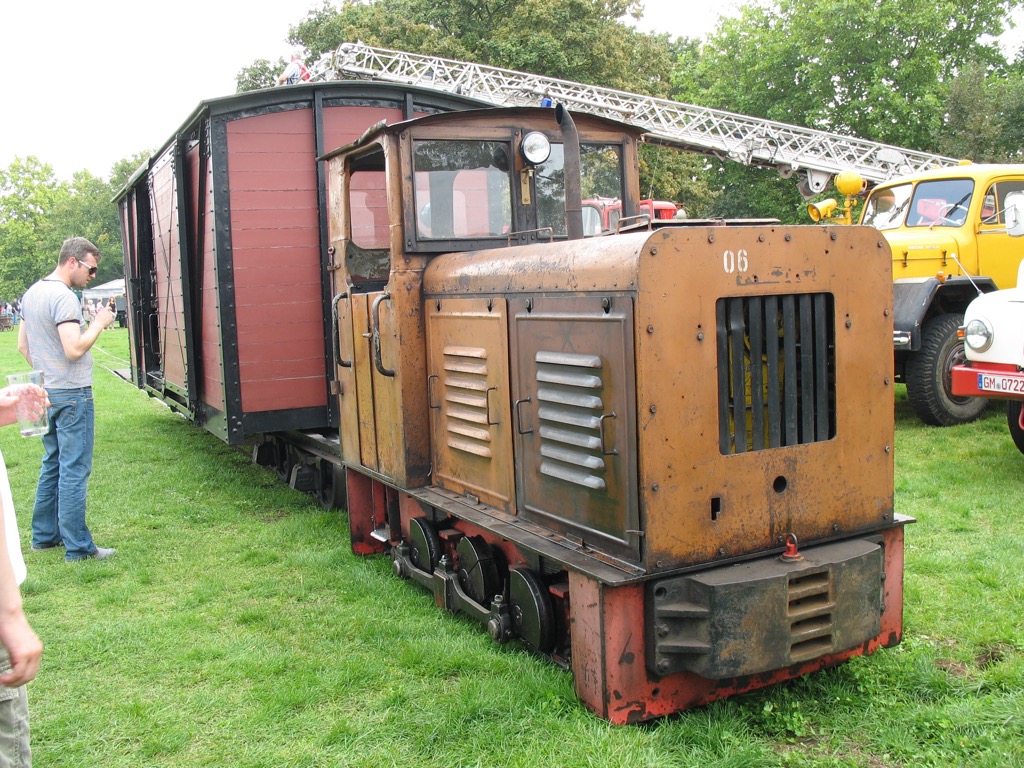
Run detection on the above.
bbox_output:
[113,80,492,202]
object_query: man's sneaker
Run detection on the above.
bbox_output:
[31,541,64,552]
[90,546,116,560]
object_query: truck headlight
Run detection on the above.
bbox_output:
[964,318,993,351]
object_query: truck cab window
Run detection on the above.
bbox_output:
[982,180,1024,225]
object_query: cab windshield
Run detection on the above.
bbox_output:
[905,179,974,228]
[412,139,623,241]
[863,179,976,230]
[536,145,624,237]
[861,183,911,230]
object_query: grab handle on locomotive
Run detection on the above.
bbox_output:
[427,374,440,409]
[370,292,395,377]
[599,411,618,455]
[486,386,499,425]
[514,397,533,434]
[330,291,352,368]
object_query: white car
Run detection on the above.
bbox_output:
[951,256,1024,454]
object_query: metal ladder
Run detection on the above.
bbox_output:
[317,41,960,194]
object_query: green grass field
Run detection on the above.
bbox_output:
[1,328,1021,767]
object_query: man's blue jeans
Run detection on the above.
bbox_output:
[31,387,96,561]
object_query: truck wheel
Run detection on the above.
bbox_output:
[1007,402,1024,455]
[904,313,988,426]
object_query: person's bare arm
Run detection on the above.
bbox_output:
[0,498,41,688]
[57,307,115,361]
[16,323,29,366]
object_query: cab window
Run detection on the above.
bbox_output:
[906,178,974,228]
[862,183,911,230]
[346,146,390,285]
[536,145,624,237]
[980,180,1024,225]
[413,140,512,239]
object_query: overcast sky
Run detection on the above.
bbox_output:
[0,0,728,182]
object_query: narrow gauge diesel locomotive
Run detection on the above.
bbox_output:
[116,90,906,723]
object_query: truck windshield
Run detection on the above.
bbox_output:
[905,178,975,228]
[862,183,912,230]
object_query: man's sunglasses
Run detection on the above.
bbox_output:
[77,260,98,277]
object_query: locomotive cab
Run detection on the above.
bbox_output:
[322,109,644,488]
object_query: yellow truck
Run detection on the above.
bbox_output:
[840,164,1024,425]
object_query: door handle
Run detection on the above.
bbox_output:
[370,293,395,377]
[331,291,351,368]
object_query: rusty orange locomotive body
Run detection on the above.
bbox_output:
[116,86,905,723]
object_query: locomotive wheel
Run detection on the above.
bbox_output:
[508,567,555,653]
[408,517,441,574]
[904,313,988,426]
[456,536,500,606]
[1008,401,1024,455]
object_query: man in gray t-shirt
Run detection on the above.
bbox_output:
[18,237,116,562]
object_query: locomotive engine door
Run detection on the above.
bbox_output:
[344,292,379,471]
[328,284,359,467]
[510,295,640,562]
[333,283,430,487]
[326,141,430,488]
[364,276,430,487]
[425,297,516,514]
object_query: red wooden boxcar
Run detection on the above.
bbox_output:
[116,82,483,452]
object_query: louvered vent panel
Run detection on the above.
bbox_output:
[535,350,608,490]
[442,346,493,458]
[787,570,836,661]
[716,293,836,455]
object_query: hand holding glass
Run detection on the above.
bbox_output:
[4,372,49,437]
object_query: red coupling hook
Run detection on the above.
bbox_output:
[780,533,803,562]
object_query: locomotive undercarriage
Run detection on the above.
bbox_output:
[339,461,907,724]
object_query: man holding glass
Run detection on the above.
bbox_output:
[17,237,116,562]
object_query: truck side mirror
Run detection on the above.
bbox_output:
[1005,192,1024,237]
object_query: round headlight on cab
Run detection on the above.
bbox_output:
[964,318,993,351]
[521,131,551,165]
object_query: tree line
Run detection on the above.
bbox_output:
[237,0,1024,221]
[4,0,1023,300]
[0,156,144,303]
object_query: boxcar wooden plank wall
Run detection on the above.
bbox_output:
[149,150,189,396]
[188,142,224,412]
[226,108,326,414]
[322,104,408,156]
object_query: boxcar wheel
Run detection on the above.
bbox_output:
[270,437,293,481]
[314,460,347,510]
[904,313,988,426]
[1008,401,1024,455]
